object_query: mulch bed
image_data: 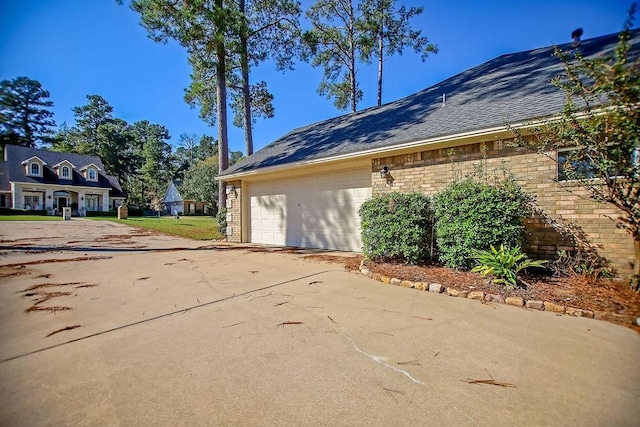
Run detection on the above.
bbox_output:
[304,254,640,331]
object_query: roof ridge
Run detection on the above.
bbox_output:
[221,27,639,177]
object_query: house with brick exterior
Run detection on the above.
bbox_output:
[0,145,125,216]
[218,29,640,276]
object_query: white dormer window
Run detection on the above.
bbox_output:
[81,163,101,182]
[22,156,46,177]
[53,160,75,180]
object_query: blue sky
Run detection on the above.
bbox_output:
[0,0,634,154]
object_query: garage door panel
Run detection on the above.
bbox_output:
[248,168,371,251]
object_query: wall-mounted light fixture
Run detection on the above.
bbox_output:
[379,165,389,179]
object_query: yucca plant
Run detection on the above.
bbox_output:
[472,244,547,287]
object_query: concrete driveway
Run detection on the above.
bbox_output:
[0,219,639,426]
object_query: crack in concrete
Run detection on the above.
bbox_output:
[1,270,340,364]
[340,333,478,425]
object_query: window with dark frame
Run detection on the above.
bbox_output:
[557,146,638,182]
[557,149,596,181]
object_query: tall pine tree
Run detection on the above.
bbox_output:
[0,76,56,148]
[132,0,233,209]
[359,0,437,106]
[303,0,368,112]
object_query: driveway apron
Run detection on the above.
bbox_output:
[1,220,638,426]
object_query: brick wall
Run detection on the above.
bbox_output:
[225,180,242,243]
[371,141,634,277]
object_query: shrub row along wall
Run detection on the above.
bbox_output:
[371,140,633,277]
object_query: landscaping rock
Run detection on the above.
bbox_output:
[400,280,413,288]
[429,283,444,293]
[594,311,626,323]
[565,307,580,316]
[380,276,391,284]
[414,282,426,291]
[360,268,371,276]
[581,310,595,319]
[446,288,467,297]
[371,273,381,281]
[484,294,505,304]
[468,291,485,300]
[637,317,640,327]
[390,278,402,286]
[580,310,595,319]
[525,300,545,310]
[505,297,524,307]
[565,307,594,318]
[544,301,565,313]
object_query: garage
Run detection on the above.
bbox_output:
[248,168,371,252]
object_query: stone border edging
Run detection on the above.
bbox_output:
[357,263,633,324]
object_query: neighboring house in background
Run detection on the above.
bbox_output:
[0,145,125,215]
[218,29,640,276]
[163,179,208,215]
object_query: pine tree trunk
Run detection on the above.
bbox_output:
[377,19,383,107]
[240,0,253,156]
[216,0,229,211]
[349,0,357,113]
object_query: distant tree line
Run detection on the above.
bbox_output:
[2,1,437,210]
[0,78,242,213]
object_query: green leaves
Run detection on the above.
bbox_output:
[472,244,547,287]
[358,0,437,105]
[513,5,640,289]
[359,192,433,264]
[303,0,365,112]
[0,76,56,147]
[181,158,219,212]
[433,175,533,270]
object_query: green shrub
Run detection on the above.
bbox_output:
[0,208,47,216]
[359,192,433,264]
[472,244,547,287]
[85,211,117,217]
[433,176,532,269]
[216,207,227,236]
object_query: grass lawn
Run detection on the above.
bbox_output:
[0,215,63,221]
[90,216,223,240]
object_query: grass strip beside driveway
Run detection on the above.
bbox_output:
[88,216,223,240]
[0,215,62,221]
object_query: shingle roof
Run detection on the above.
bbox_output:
[221,29,640,177]
[1,145,124,196]
[0,162,10,192]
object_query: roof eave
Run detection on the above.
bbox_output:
[217,119,544,182]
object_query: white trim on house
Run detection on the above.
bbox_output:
[12,181,111,214]
[21,156,46,178]
[53,160,76,180]
[217,119,545,182]
[80,163,101,182]
[20,156,47,166]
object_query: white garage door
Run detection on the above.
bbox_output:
[248,168,371,252]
